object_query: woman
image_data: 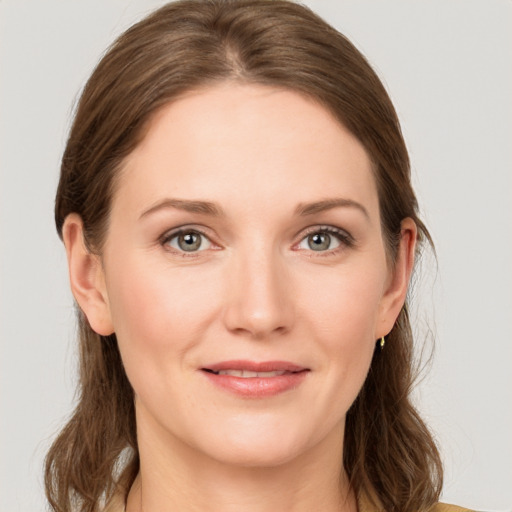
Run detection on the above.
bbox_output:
[45,1,472,511]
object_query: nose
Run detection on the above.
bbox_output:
[222,247,295,339]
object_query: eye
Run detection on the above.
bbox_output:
[164,229,212,253]
[296,227,353,252]
[299,232,340,252]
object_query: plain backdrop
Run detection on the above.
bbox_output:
[1,1,511,511]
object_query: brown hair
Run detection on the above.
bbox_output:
[47,1,442,511]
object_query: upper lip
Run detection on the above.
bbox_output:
[202,360,308,373]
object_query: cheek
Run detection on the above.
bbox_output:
[299,260,386,343]
[104,256,222,371]
[297,262,385,402]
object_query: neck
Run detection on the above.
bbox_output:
[126,414,356,512]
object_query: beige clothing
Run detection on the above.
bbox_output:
[357,494,474,512]
[105,491,475,512]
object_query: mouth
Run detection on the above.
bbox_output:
[203,369,291,378]
[200,360,309,398]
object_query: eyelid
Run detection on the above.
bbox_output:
[300,224,353,238]
[157,223,355,256]
[293,225,356,252]
[159,225,221,253]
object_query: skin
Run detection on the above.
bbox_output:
[63,83,416,512]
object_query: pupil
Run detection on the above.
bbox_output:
[308,233,330,251]
[179,232,201,251]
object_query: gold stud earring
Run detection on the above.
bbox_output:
[379,336,385,349]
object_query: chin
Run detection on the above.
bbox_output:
[212,440,303,468]
[194,421,315,469]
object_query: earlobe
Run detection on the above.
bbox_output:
[62,214,114,336]
[377,218,417,338]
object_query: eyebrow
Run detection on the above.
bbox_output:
[294,198,370,219]
[139,197,369,220]
[139,198,224,219]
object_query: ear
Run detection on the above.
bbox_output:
[62,213,114,336]
[376,218,417,339]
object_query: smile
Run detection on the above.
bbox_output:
[205,369,288,378]
[201,360,309,398]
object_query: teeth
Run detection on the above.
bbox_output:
[217,370,287,378]
[218,369,244,377]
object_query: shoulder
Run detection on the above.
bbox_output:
[102,491,126,512]
[358,494,475,512]
[430,504,475,512]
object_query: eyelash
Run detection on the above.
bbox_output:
[159,225,355,257]
[159,227,215,258]
[295,225,355,257]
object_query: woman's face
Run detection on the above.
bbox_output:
[72,83,413,467]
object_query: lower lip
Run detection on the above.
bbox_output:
[201,370,309,398]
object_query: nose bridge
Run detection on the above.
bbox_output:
[223,241,294,338]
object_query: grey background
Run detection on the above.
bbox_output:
[1,1,511,511]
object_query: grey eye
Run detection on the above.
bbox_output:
[298,231,342,252]
[168,231,211,252]
[308,233,331,251]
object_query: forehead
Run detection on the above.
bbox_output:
[115,83,378,219]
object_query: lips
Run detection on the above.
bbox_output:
[203,360,306,373]
[201,360,309,398]
[207,369,288,378]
